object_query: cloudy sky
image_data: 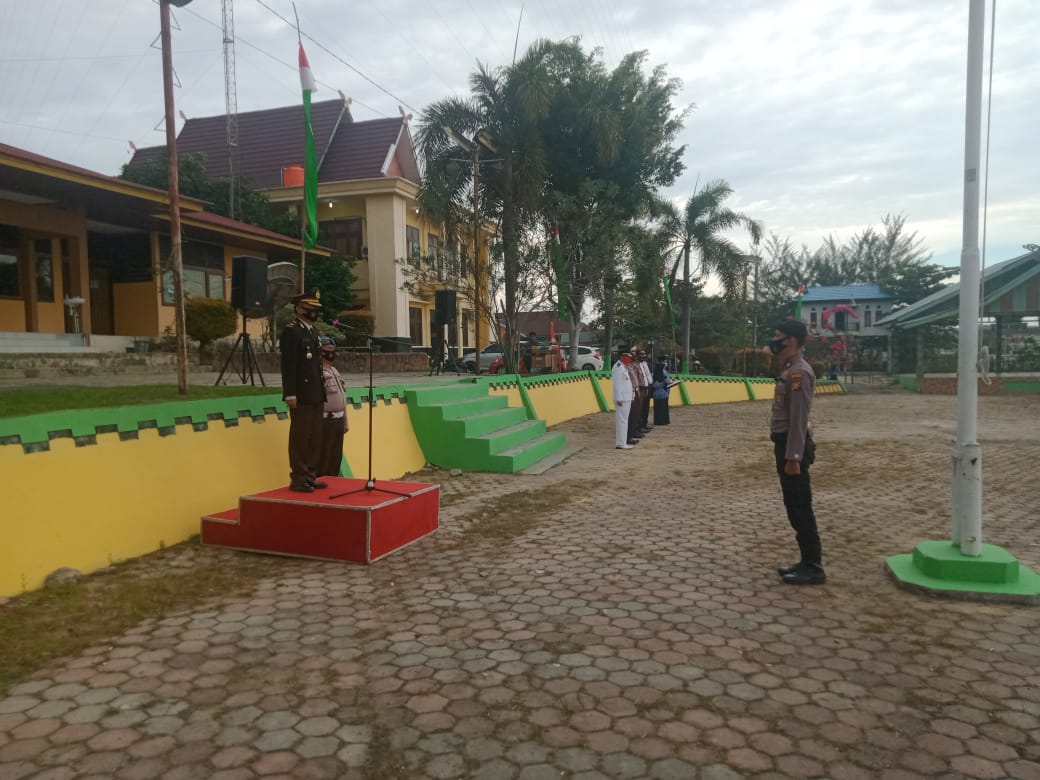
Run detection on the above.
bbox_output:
[2,0,1037,269]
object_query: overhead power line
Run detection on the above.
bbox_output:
[252,0,420,115]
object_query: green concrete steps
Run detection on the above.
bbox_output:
[406,383,566,473]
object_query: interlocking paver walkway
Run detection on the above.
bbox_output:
[2,388,1039,778]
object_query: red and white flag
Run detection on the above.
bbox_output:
[553,224,560,245]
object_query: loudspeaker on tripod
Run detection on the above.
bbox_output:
[434,289,457,325]
[231,255,268,317]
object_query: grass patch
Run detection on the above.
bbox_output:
[0,384,276,419]
[0,539,291,696]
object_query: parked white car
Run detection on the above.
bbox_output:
[567,345,604,371]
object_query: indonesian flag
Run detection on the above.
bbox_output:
[553,224,560,245]
[299,44,318,250]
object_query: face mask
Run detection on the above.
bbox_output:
[767,337,788,355]
[302,308,320,322]
[321,352,335,363]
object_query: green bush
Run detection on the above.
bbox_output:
[185,298,237,350]
[334,310,375,347]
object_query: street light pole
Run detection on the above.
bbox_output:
[160,0,192,395]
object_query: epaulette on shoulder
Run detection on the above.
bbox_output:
[287,321,299,328]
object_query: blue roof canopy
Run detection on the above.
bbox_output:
[801,284,893,303]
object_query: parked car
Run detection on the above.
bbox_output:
[462,342,514,373]
[566,345,603,371]
[488,344,568,374]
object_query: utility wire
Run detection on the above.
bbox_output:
[253,0,420,115]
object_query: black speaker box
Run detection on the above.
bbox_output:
[231,255,268,316]
[434,289,457,324]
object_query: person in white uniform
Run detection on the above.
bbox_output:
[611,346,636,449]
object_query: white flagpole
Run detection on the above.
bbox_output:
[951,0,986,556]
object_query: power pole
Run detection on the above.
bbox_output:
[160,0,192,395]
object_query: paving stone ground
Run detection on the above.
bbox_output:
[2,386,1039,779]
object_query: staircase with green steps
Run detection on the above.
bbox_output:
[405,381,566,473]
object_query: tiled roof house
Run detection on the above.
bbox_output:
[129,99,469,348]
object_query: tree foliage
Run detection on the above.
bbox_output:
[184,297,237,350]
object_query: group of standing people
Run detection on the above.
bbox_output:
[279,289,349,493]
[610,346,675,449]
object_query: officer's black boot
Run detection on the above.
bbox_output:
[781,562,826,585]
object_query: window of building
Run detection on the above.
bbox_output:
[428,234,441,278]
[160,238,227,305]
[408,305,424,345]
[406,225,421,264]
[0,225,19,298]
[864,309,872,328]
[34,239,55,302]
[809,310,817,327]
[318,218,363,259]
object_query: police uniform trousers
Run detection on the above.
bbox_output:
[288,403,323,486]
[628,388,644,439]
[640,390,652,429]
[772,433,821,565]
[317,415,346,478]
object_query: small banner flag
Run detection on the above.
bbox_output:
[794,284,805,320]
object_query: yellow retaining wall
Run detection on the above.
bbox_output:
[683,378,749,404]
[0,402,426,596]
[525,376,602,427]
[597,375,615,411]
[488,383,524,410]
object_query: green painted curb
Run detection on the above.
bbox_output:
[677,381,692,406]
[886,540,1040,604]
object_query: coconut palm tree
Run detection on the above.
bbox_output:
[416,40,578,370]
[657,180,762,372]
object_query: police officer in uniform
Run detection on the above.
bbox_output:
[280,289,327,492]
[768,319,824,585]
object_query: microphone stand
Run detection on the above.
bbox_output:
[329,324,409,499]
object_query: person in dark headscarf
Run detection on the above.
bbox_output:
[652,357,673,425]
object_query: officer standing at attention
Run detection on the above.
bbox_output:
[768,319,824,585]
[280,289,327,493]
[611,346,635,449]
[317,336,349,478]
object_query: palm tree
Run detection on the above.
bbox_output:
[657,180,762,372]
[416,40,574,370]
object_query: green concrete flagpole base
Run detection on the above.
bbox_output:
[886,540,1040,605]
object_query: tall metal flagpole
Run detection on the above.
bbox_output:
[951,0,985,557]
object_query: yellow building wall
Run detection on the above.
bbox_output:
[0,299,25,331]
[527,378,601,428]
[0,401,429,597]
[114,281,160,336]
[35,303,64,333]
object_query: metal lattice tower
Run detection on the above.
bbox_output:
[222,0,239,219]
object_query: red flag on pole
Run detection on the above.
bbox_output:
[549,321,556,343]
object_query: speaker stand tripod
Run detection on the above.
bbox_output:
[215,313,265,386]
[330,336,409,500]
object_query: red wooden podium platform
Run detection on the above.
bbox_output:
[201,478,439,563]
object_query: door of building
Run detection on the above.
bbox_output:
[89,267,114,335]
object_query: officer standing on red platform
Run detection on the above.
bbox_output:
[280,289,327,493]
[769,319,824,585]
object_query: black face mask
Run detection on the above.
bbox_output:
[321,352,335,363]
[767,337,789,355]
[301,308,320,322]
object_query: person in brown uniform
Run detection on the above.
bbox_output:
[317,337,349,478]
[768,319,824,585]
[280,289,326,493]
